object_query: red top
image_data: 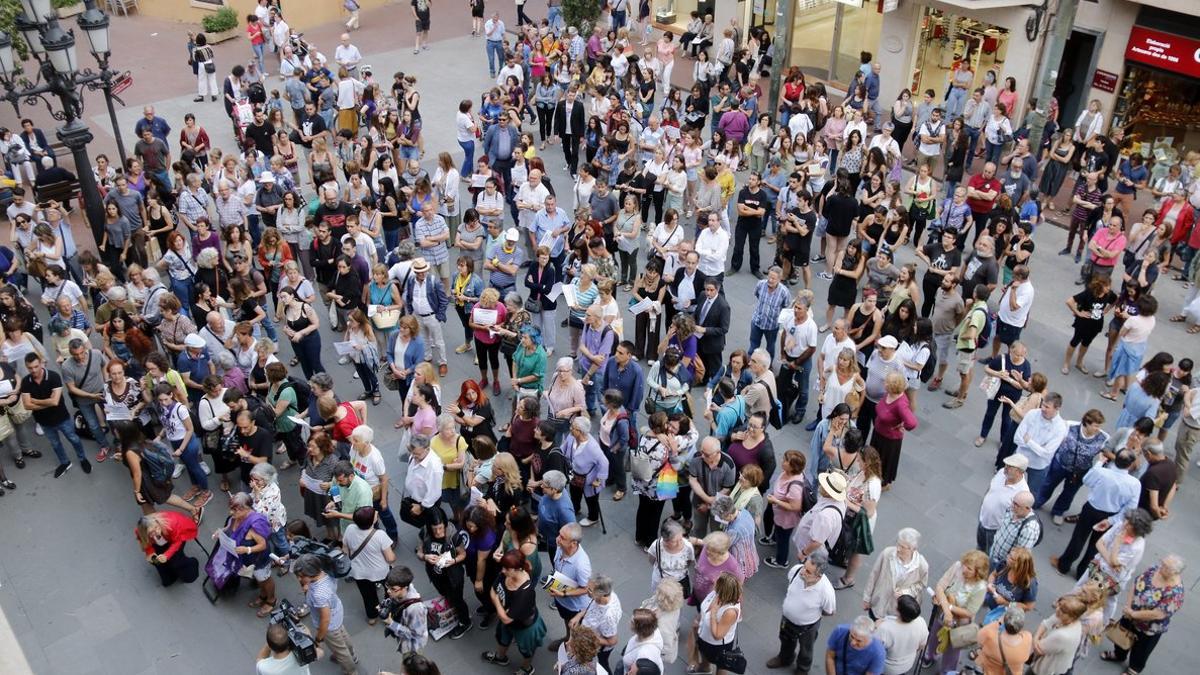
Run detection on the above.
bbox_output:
[247,22,265,46]
[783,81,805,103]
[966,174,1001,214]
[872,394,918,441]
[135,510,198,559]
[1161,200,1198,247]
[472,302,508,345]
[332,401,362,442]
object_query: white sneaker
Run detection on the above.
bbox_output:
[579,518,596,527]
[201,461,211,475]
[1052,515,1064,526]
[352,371,359,379]
[172,462,185,479]
[35,423,44,436]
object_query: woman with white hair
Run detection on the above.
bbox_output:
[646,518,695,594]
[349,425,399,542]
[249,463,288,563]
[641,578,684,664]
[572,574,623,675]
[563,415,609,526]
[545,356,586,442]
[861,527,930,620]
[1101,554,1186,674]
[711,493,759,580]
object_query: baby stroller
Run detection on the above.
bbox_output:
[233,97,255,149]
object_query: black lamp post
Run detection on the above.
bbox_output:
[0,0,122,244]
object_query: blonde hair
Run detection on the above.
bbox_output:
[492,452,521,492]
[884,371,907,395]
[960,549,990,581]
[702,531,731,555]
[652,578,685,612]
[479,287,501,306]
[414,361,439,386]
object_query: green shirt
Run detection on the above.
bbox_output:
[337,476,373,532]
[513,345,547,393]
[955,300,988,352]
[268,382,299,433]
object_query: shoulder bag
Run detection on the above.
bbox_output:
[349,529,378,560]
[655,539,691,598]
[980,354,1004,400]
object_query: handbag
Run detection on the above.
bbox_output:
[1104,622,1135,651]
[204,61,216,74]
[382,368,402,391]
[980,354,1004,400]
[371,308,401,330]
[714,636,747,674]
[524,297,542,314]
[949,621,980,648]
[201,399,223,451]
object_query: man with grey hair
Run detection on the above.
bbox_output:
[293,553,358,673]
[138,267,169,328]
[825,614,886,675]
[770,547,836,673]
[213,179,248,232]
[401,434,443,529]
[742,348,778,419]
[94,284,135,328]
[537,470,576,563]
[1139,439,1177,521]
[61,337,110,462]
[176,173,210,231]
[547,522,592,650]
[687,436,736,537]
[748,267,791,360]
[988,490,1040,571]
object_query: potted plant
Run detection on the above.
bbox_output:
[53,0,85,19]
[201,6,239,44]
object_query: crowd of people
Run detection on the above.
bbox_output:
[2,2,1198,675]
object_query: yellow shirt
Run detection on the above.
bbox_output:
[717,171,736,203]
[430,433,467,489]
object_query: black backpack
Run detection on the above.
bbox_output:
[1016,513,1044,548]
[244,395,277,430]
[247,81,267,104]
[280,376,313,412]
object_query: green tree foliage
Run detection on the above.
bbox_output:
[562,0,600,34]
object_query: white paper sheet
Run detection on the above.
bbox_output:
[547,282,564,302]
[299,470,328,495]
[104,403,133,421]
[473,307,499,327]
[560,283,577,307]
[627,298,656,315]
[333,341,356,356]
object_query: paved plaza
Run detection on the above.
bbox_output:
[0,7,1198,675]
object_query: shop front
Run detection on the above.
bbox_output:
[1113,24,1200,161]
[907,6,1010,101]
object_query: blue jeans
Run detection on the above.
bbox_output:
[779,358,813,420]
[251,42,266,71]
[75,401,110,450]
[175,435,209,490]
[612,10,627,30]
[486,40,505,76]
[748,325,779,362]
[965,126,982,161]
[1034,456,1086,516]
[259,307,278,341]
[459,139,475,177]
[399,145,420,161]
[384,227,401,254]
[547,6,563,31]
[170,277,194,317]
[1025,466,1048,497]
[375,498,399,542]
[248,213,262,248]
[984,140,1004,166]
[44,418,86,465]
[292,331,326,379]
[353,360,380,395]
[269,528,291,557]
[945,87,967,120]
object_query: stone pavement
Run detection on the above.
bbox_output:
[2,14,1199,675]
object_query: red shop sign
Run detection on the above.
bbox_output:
[1091,69,1118,93]
[1124,26,1200,79]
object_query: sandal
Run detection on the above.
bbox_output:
[613,490,625,501]
[256,603,276,618]
[1100,650,1124,663]
[1188,326,1200,334]
[219,479,230,492]
[372,392,382,405]
[1099,391,1118,401]
[1170,315,1186,322]
[482,651,510,666]
[248,597,266,609]
[1075,364,1089,374]
[1061,366,1070,375]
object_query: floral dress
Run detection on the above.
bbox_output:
[1128,566,1184,636]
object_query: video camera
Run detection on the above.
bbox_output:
[289,536,351,578]
[269,599,318,666]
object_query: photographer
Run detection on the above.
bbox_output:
[293,553,359,674]
[256,622,321,675]
[380,566,429,656]
[343,506,396,624]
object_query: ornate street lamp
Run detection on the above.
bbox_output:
[0,0,126,245]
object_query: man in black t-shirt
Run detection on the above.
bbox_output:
[243,109,276,158]
[916,229,963,317]
[314,186,354,242]
[234,408,274,489]
[733,172,768,277]
[20,353,89,478]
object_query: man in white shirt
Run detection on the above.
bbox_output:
[496,53,524,88]
[992,264,1034,358]
[814,320,856,406]
[1015,393,1068,496]
[694,212,730,286]
[868,124,900,169]
[915,107,946,174]
[270,12,291,72]
[778,295,818,425]
[768,549,836,673]
[333,34,361,75]
[515,169,550,255]
[976,454,1030,552]
[483,12,506,79]
[334,72,365,134]
[401,434,444,529]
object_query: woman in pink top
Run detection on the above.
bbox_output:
[408,383,439,439]
[656,32,678,90]
[997,77,1019,122]
[869,372,918,487]
[469,288,508,394]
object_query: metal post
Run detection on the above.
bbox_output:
[766,0,796,122]
[98,55,126,165]
[1026,0,1080,157]
[58,119,106,246]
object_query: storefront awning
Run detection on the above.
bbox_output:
[930,0,1037,9]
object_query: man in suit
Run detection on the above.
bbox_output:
[666,249,704,329]
[403,257,451,377]
[693,279,730,387]
[482,113,520,202]
[553,87,586,178]
[18,119,53,174]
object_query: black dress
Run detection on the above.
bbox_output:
[827,252,860,309]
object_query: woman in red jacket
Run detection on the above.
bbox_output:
[134,511,201,587]
[1160,187,1197,278]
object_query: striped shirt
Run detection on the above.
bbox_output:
[413,214,449,265]
[751,280,791,330]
